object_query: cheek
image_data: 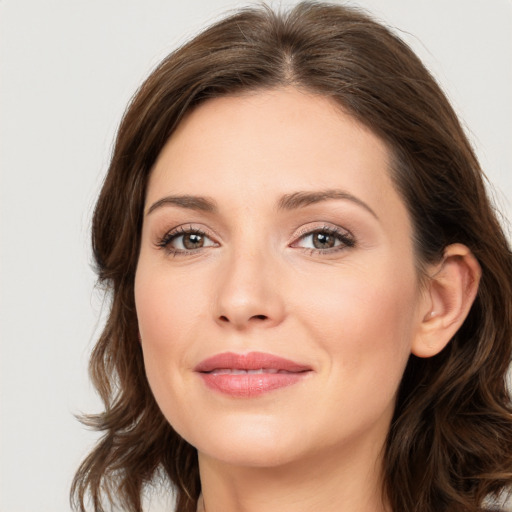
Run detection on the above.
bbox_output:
[293,262,418,402]
[134,264,209,413]
[136,278,202,345]
[135,255,213,345]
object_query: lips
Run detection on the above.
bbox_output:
[194,352,312,397]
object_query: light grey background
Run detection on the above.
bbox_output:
[1,1,511,511]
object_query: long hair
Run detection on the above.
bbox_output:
[71,3,512,511]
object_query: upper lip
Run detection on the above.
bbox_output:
[194,351,312,373]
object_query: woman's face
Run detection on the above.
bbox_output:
[135,87,428,469]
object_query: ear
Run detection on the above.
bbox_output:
[412,243,481,358]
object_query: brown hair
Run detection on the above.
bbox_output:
[71,2,512,511]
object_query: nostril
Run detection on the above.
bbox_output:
[217,313,270,324]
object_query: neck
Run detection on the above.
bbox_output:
[197,436,390,512]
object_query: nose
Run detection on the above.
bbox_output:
[213,246,286,330]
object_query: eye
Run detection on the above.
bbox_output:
[157,226,218,255]
[292,226,355,254]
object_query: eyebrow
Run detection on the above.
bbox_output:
[146,189,378,219]
[277,189,378,219]
[146,195,217,215]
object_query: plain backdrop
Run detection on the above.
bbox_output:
[1,1,511,511]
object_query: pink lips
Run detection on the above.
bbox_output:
[194,352,312,397]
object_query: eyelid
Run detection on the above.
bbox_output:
[155,224,220,255]
[290,223,356,252]
[154,221,355,257]
[291,222,354,241]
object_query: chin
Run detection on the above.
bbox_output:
[186,413,306,468]
[201,440,300,469]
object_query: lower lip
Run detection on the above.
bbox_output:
[198,372,308,397]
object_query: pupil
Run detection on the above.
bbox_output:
[183,233,203,249]
[313,232,335,249]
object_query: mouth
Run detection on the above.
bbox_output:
[194,352,312,397]
[206,368,299,375]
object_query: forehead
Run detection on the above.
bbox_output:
[147,87,403,221]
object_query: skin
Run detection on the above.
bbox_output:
[135,87,437,512]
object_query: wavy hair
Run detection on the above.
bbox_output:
[71,3,512,511]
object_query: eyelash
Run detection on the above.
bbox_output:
[156,224,356,257]
[156,225,216,256]
[292,225,356,255]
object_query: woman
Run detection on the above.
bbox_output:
[71,2,512,512]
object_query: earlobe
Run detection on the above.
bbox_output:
[412,244,481,358]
